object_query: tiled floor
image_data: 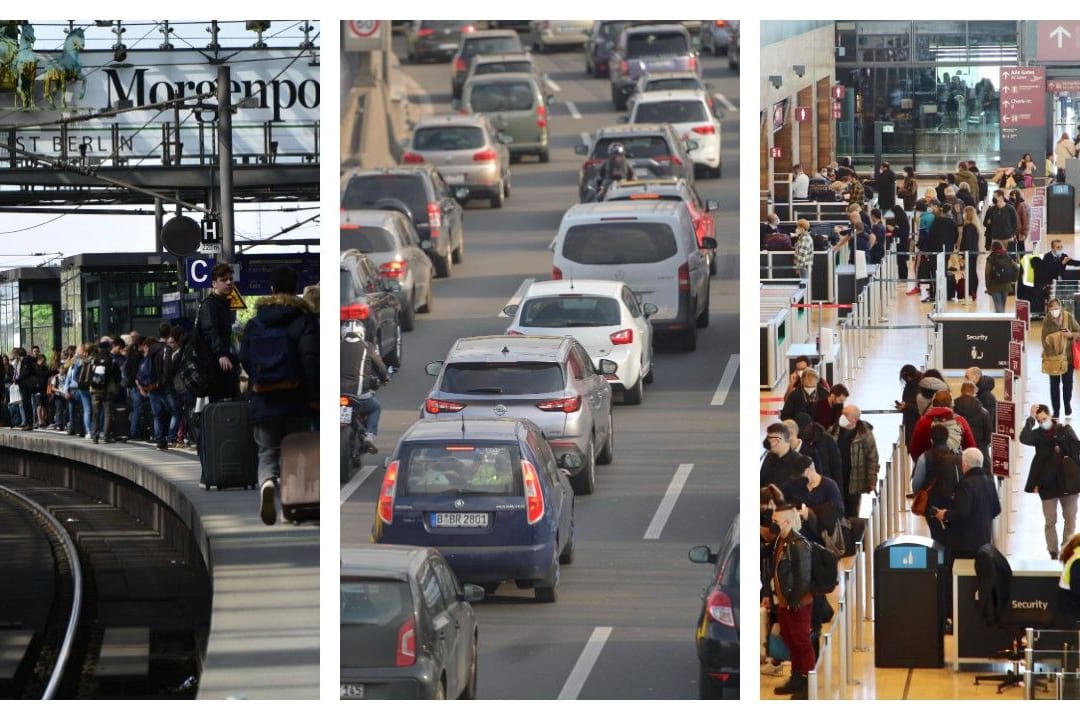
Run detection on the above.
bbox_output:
[759,223,1079,700]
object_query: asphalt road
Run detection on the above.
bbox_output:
[341,29,740,700]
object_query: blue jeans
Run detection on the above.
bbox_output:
[990,291,1006,313]
[7,402,22,427]
[77,389,91,435]
[162,386,180,442]
[355,395,381,436]
[128,386,144,437]
[148,390,172,443]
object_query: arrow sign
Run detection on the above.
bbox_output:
[1051,25,1072,48]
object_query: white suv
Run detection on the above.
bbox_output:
[626,89,722,177]
[550,200,714,351]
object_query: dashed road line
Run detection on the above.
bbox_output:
[557,626,613,700]
[565,101,581,119]
[713,93,737,112]
[340,465,375,505]
[499,278,534,317]
[711,354,739,406]
[644,464,693,540]
[580,131,591,148]
[544,75,561,93]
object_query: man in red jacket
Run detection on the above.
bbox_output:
[909,390,978,461]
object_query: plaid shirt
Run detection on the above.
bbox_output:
[793,232,814,271]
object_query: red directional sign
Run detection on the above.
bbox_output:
[996,401,1015,439]
[795,106,811,123]
[1037,21,1080,61]
[1000,67,1045,131]
[771,146,782,158]
[831,84,845,100]
[832,101,842,119]
[992,433,1010,477]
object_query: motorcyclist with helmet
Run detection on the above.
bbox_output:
[594,142,635,199]
[340,320,390,453]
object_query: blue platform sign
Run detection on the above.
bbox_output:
[236,254,319,296]
[185,256,216,289]
[888,545,928,570]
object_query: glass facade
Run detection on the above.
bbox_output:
[834,21,1019,172]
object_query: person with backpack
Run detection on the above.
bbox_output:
[827,404,880,517]
[954,381,993,474]
[120,339,146,440]
[762,503,816,699]
[984,240,1020,313]
[195,262,240,403]
[136,336,169,450]
[983,190,1020,258]
[1021,404,1080,560]
[157,324,181,448]
[783,454,846,550]
[340,320,391,452]
[911,424,964,547]
[239,267,318,526]
[1043,297,1080,419]
[83,340,119,443]
[908,389,978,462]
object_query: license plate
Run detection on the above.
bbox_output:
[340,683,365,699]
[340,406,353,424]
[430,512,489,528]
[444,173,465,184]
[439,42,457,50]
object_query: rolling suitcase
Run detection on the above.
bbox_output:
[280,431,319,523]
[199,400,257,490]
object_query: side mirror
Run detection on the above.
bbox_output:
[497,132,514,145]
[598,358,618,375]
[618,114,629,123]
[558,452,583,471]
[546,94,555,105]
[705,200,719,213]
[688,545,717,565]
[424,360,444,377]
[461,584,486,603]
[502,303,519,317]
[642,302,658,317]
[454,187,470,200]
[382,456,392,469]
[574,143,589,156]
[702,236,718,250]
[451,98,461,110]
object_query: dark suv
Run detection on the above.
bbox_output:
[574,124,697,202]
[689,514,739,699]
[608,24,700,110]
[341,166,466,278]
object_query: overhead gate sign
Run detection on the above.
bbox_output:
[0,48,320,163]
[344,20,385,51]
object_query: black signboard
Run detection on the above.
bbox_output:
[940,318,1013,370]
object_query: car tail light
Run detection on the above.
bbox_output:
[521,460,545,524]
[340,303,371,321]
[610,328,633,345]
[656,155,682,166]
[395,615,416,666]
[425,398,466,414]
[507,329,525,336]
[379,260,407,280]
[688,56,698,71]
[460,24,475,33]
[705,589,736,627]
[427,202,442,238]
[552,266,563,280]
[619,60,628,75]
[678,263,690,292]
[473,148,498,162]
[584,159,604,167]
[377,460,399,525]
[714,20,729,28]
[692,125,716,135]
[416,28,434,37]
[402,151,424,164]
[536,395,581,413]
[536,105,547,128]
[454,58,466,72]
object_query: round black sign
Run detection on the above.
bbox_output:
[161,215,202,257]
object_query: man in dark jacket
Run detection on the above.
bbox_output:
[964,367,998,424]
[341,320,391,452]
[923,205,958,302]
[780,368,828,422]
[13,348,33,431]
[764,503,815,699]
[983,190,1019,255]
[85,340,120,444]
[761,423,805,490]
[1019,404,1080,559]
[196,262,240,402]
[828,404,880,517]
[136,336,169,450]
[795,412,842,483]
[954,381,992,472]
[1041,238,1080,294]
[239,267,318,526]
[875,161,897,210]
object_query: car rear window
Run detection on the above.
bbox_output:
[340,269,358,305]
[475,61,532,75]
[599,21,632,39]
[468,81,535,112]
[342,175,428,219]
[593,135,672,160]
[463,36,522,57]
[644,78,703,93]
[341,226,396,254]
[413,126,485,151]
[340,579,413,668]
[400,443,523,496]
[421,20,469,32]
[626,31,689,57]
[720,545,739,587]
[441,362,565,394]
[633,100,707,124]
[519,296,621,327]
[562,221,678,264]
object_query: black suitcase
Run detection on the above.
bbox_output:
[199,401,257,490]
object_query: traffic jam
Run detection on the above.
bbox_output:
[341,20,740,700]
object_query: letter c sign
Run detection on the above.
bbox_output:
[186,257,215,289]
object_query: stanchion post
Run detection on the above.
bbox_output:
[856,540,868,650]
[866,508,876,621]
[837,572,848,692]
[808,669,818,700]
[1025,627,1034,699]
[845,568,856,685]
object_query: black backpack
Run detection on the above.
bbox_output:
[87,352,110,391]
[990,254,1017,284]
[245,316,302,393]
[176,340,208,397]
[808,537,839,594]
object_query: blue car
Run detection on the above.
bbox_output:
[372,418,576,603]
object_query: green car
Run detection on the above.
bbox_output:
[459,73,553,163]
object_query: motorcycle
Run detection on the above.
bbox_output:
[340,392,373,484]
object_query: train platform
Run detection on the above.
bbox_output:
[759,219,1079,699]
[0,427,319,699]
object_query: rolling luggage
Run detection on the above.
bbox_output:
[280,431,319,523]
[199,400,257,490]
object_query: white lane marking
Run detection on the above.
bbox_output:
[579,131,591,148]
[498,278,534,317]
[557,626,613,700]
[340,465,375,505]
[711,354,739,406]
[565,101,581,119]
[714,93,737,112]
[644,464,693,540]
[544,75,561,93]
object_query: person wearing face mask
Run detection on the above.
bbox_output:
[908,389,978,462]
[1043,297,1080,419]
[780,368,828,422]
[985,240,1020,313]
[783,355,829,401]
[964,366,997,423]
[827,404,880,517]
[1042,239,1080,293]
[813,383,848,429]
[793,412,843,483]
[895,365,923,447]
[1020,404,1080,559]
[761,503,815,699]
[954,381,993,474]
[761,423,806,490]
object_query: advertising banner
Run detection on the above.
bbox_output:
[992,433,1011,476]
[996,401,1016,439]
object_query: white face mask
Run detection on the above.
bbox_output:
[1052,309,1062,319]
[1041,419,1054,431]
[838,415,852,429]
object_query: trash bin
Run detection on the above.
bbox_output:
[1047,183,1075,235]
[874,535,946,668]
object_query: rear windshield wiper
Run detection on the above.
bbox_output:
[460,387,504,394]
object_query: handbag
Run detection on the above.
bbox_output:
[911,485,932,516]
[1063,456,1080,496]
[767,624,790,662]
[1072,339,1080,370]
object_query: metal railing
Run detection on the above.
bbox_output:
[1023,628,1080,699]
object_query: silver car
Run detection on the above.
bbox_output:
[421,335,615,496]
[404,114,512,209]
[340,208,435,332]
